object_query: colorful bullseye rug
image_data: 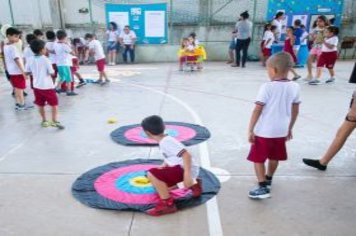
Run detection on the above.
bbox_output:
[110,122,211,146]
[72,159,220,212]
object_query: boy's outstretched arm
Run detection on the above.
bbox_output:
[181,150,193,188]
[248,104,263,143]
[288,104,300,140]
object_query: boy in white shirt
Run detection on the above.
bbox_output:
[23,34,36,89]
[84,33,109,85]
[261,24,276,66]
[247,52,300,199]
[45,30,58,81]
[3,27,33,110]
[54,30,77,96]
[142,115,202,216]
[309,26,339,85]
[25,39,64,129]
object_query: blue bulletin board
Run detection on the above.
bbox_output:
[267,0,344,32]
[105,3,168,44]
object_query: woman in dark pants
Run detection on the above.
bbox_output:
[232,11,253,68]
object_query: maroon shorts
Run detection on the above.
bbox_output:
[10,74,26,89]
[96,59,106,72]
[34,88,58,107]
[317,51,338,69]
[262,48,271,57]
[247,136,287,163]
[51,64,58,81]
[148,165,184,187]
[71,58,79,73]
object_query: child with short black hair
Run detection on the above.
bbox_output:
[54,30,77,96]
[3,27,33,110]
[45,30,58,81]
[33,29,44,40]
[84,33,109,85]
[309,26,339,85]
[26,39,64,129]
[293,19,304,55]
[247,52,300,199]
[23,34,36,65]
[261,24,276,66]
[142,115,202,216]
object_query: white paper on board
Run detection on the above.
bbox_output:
[109,12,129,30]
[292,15,308,27]
[144,11,165,37]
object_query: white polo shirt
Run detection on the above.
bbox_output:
[3,44,24,75]
[88,39,105,61]
[254,79,301,138]
[45,41,57,64]
[159,136,200,179]
[263,30,275,49]
[25,55,55,90]
[23,45,34,64]
[322,36,338,52]
[54,42,72,66]
[119,30,137,45]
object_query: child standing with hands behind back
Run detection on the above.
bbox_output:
[142,115,202,216]
[26,39,64,129]
[247,52,300,199]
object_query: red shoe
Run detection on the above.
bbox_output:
[190,178,203,198]
[146,198,177,216]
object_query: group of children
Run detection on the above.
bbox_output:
[178,32,206,71]
[1,27,109,128]
[261,14,340,85]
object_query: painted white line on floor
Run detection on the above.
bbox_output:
[123,81,223,236]
[0,142,26,163]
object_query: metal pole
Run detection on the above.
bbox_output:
[251,0,258,43]
[169,0,173,44]
[8,0,15,25]
[88,0,95,34]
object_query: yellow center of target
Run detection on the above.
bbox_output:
[129,176,152,187]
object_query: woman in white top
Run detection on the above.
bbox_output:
[271,11,285,41]
[106,22,120,66]
[119,25,137,63]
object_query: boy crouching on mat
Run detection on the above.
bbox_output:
[247,52,300,199]
[142,115,202,216]
[25,39,64,129]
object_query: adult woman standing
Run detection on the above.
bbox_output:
[106,22,120,66]
[119,25,137,64]
[232,11,253,68]
[271,11,285,41]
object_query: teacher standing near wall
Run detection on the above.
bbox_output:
[232,11,253,68]
[271,11,285,41]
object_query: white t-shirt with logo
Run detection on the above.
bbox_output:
[159,136,200,179]
[3,44,24,75]
[263,30,275,49]
[54,42,72,66]
[322,36,338,52]
[25,55,55,90]
[23,45,34,64]
[254,80,301,138]
[88,39,105,61]
[119,30,137,45]
[45,41,57,64]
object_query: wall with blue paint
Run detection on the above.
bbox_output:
[267,0,344,30]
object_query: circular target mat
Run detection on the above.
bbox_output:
[72,159,220,212]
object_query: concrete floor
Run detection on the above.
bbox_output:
[0,61,356,236]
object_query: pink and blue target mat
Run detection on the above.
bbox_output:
[72,159,220,213]
[110,122,211,146]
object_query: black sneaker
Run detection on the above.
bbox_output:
[66,91,78,96]
[302,158,327,171]
[248,186,271,199]
[266,179,272,190]
[51,121,65,130]
[76,81,87,88]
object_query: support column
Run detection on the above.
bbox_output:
[49,0,64,29]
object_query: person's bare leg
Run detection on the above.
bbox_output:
[316,67,322,80]
[102,71,109,81]
[51,106,58,122]
[328,68,335,78]
[98,72,103,81]
[38,106,46,121]
[307,54,315,78]
[227,49,234,63]
[15,88,25,105]
[319,121,356,165]
[254,163,266,183]
[147,172,170,199]
[290,68,299,77]
[267,160,279,177]
[113,51,117,65]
